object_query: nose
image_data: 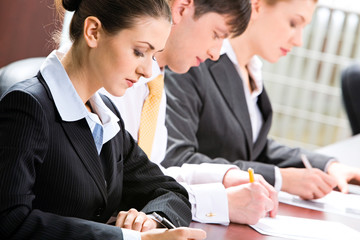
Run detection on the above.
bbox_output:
[137,59,152,79]
[207,40,223,61]
[292,29,303,47]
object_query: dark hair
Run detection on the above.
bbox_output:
[192,0,252,37]
[264,0,318,6]
[56,0,171,44]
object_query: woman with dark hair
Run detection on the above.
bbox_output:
[0,0,206,239]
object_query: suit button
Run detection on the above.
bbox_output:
[94,208,104,217]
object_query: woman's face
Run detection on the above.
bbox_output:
[251,0,316,63]
[94,17,171,97]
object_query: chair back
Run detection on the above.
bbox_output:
[341,64,360,135]
[0,57,45,96]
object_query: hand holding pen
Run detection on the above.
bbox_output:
[151,212,176,229]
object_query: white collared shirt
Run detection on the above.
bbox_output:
[220,39,264,142]
[102,60,233,225]
[220,39,282,191]
[40,50,120,146]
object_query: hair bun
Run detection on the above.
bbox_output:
[62,0,82,12]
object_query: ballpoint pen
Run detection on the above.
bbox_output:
[151,212,176,229]
[301,154,313,169]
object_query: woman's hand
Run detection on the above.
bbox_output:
[280,168,337,200]
[141,227,206,240]
[116,208,157,232]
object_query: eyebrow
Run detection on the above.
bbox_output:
[137,41,155,50]
[216,28,229,38]
[296,14,306,23]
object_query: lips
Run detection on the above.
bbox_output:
[125,78,137,88]
[195,57,204,66]
[280,48,290,56]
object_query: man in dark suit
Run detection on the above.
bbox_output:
[163,45,337,199]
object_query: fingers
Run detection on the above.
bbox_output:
[250,182,276,218]
[337,180,349,193]
[254,175,278,217]
[299,169,336,200]
[116,209,156,232]
[141,227,206,240]
[173,227,207,239]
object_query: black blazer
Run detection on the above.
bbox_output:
[164,54,331,185]
[0,73,191,240]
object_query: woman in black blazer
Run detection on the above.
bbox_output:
[165,0,360,201]
[0,0,206,239]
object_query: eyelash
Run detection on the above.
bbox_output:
[213,31,220,40]
[290,20,296,28]
[134,49,144,57]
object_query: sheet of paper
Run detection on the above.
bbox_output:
[278,190,360,218]
[250,215,360,240]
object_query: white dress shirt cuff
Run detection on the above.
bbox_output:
[122,228,141,240]
[169,163,239,185]
[324,158,339,173]
[187,183,230,225]
[273,166,282,192]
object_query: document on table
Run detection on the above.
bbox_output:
[278,190,360,219]
[250,215,360,240]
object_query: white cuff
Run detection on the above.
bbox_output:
[122,228,141,240]
[166,163,238,185]
[324,158,339,173]
[187,183,230,225]
[273,166,282,192]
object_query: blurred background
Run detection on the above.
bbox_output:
[263,0,360,150]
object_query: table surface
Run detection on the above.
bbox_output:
[190,135,360,240]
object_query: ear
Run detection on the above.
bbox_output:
[83,16,102,48]
[170,0,194,25]
[250,0,262,20]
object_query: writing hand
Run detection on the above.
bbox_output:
[280,168,337,200]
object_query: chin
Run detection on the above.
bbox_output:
[265,56,280,63]
[106,88,127,98]
[167,62,191,74]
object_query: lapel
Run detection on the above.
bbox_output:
[37,73,108,205]
[253,88,273,158]
[62,120,108,204]
[209,54,253,154]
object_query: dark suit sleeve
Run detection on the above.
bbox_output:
[163,66,277,182]
[263,139,330,170]
[0,91,125,240]
[102,95,192,227]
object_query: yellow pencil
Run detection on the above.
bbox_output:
[248,168,255,183]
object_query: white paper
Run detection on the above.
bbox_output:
[278,191,360,219]
[250,215,360,240]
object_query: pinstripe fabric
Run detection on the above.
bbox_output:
[0,74,191,240]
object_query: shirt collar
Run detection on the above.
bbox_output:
[220,39,264,98]
[40,50,120,143]
[40,50,88,122]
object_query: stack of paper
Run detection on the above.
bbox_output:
[278,191,360,219]
[251,215,360,240]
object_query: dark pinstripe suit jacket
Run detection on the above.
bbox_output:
[164,54,332,186]
[0,73,191,240]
